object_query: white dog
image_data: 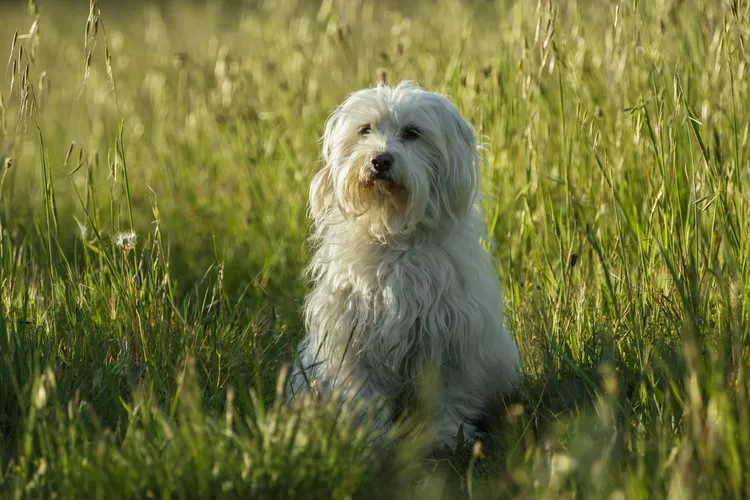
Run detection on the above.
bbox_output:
[288,81,522,447]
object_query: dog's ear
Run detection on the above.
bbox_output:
[436,97,479,219]
[309,107,344,220]
[309,165,333,220]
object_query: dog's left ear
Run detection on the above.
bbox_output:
[436,97,479,219]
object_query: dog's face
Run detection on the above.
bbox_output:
[310,81,479,237]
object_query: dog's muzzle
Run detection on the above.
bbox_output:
[370,152,393,181]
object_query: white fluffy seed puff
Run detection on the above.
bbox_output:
[287,81,522,448]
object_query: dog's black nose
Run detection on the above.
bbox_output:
[371,152,393,172]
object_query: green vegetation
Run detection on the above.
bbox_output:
[0,0,748,497]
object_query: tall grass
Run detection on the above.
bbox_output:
[0,0,748,497]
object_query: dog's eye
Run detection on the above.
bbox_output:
[399,126,420,141]
[358,124,372,136]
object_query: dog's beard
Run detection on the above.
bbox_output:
[332,152,428,238]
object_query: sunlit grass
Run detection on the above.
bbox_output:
[0,0,748,497]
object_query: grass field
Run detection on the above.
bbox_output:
[0,0,749,497]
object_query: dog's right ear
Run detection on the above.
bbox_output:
[309,107,343,220]
[309,165,333,220]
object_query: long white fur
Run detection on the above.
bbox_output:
[288,81,522,446]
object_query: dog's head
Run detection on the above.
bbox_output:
[310,81,479,238]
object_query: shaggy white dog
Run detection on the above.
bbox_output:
[288,81,522,446]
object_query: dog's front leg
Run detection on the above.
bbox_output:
[344,370,398,445]
[431,384,487,448]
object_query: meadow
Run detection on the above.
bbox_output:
[0,0,749,497]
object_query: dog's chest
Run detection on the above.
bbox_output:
[346,246,452,315]
[333,246,466,372]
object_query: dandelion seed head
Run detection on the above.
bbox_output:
[115,231,137,251]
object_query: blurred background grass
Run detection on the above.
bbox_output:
[0,0,749,498]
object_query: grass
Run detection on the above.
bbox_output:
[0,0,748,497]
